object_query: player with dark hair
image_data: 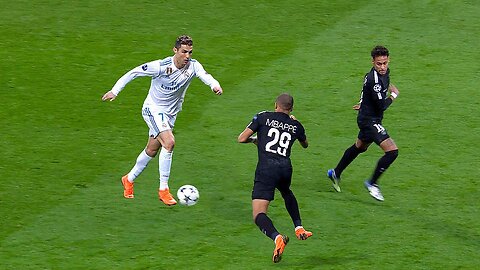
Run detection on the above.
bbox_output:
[102,35,223,205]
[238,93,312,263]
[327,45,399,201]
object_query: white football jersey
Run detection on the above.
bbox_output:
[110,56,220,115]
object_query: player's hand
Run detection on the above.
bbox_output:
[290,114,297,121]
[102,91,117,101]
[212,86,223,95]
[389,84,399,97]
[353,103,361,110]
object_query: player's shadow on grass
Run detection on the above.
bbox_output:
[318,188,388,207]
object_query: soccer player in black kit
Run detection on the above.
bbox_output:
[238,93,312,263]
[327,45,399,201]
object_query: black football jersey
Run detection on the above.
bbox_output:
[247,111,306,168]
[358,67,392,122]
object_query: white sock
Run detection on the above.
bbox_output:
[295,226,304,231]
[159,147,173,190]
[127,150,153,183]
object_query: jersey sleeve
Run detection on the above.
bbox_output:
[193,61,220,90]
[110,60,161,96]
[246,113,262,132]
[296,122,307,142]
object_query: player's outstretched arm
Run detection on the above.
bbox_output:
[102,91,117,102]
[238,128,257,144]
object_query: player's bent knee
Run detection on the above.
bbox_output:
[162,140,175,151]
[145,148,159,157]
[253,212,266,223]
[358,146,368,153]
[253,212,265,223]
[386,149,399,163]
[353,143,368,153]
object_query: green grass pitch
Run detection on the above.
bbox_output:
[1,0,479,269]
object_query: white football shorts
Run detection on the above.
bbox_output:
[141,105,177,138]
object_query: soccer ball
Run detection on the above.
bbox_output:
[177,185,199,206]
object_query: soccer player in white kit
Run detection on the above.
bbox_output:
[102,35,223,205]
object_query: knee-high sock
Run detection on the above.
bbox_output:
[255,213,279,241]
[282,190,302,228]
[370,150,398,185]
[335,144,364,177]
[159,147,173,190]
[127,150,153,182]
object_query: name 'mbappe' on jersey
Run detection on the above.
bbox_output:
[247,111,306,166]
[265,118,298,134]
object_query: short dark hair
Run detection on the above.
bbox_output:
[371,45,389,58]
[175,35,193,48]
[276,93,294,111]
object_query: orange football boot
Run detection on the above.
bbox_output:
[295,227,313,240]
[121,175,134,199]
[159,188,177,206]
[273,234,289,263]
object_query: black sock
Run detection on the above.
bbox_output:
[335,144,364,177]
[370,150,398,185]
[282,190,302,228]
[255,213,279,241]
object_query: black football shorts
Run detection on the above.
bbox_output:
[252,166,292,201]
[357,120,390,145]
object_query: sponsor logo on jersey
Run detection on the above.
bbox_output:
[142,64,148,71]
